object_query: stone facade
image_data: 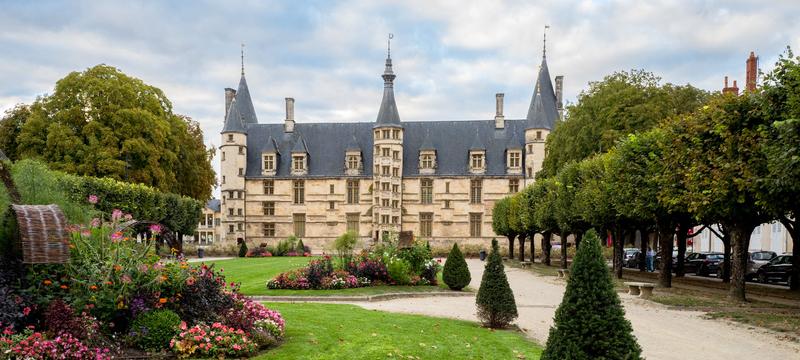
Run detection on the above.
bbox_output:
[218,44,563,250]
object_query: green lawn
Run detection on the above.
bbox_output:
[204,257,464,296]
[255,303,541,360]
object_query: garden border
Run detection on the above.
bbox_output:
[250,291,474,303]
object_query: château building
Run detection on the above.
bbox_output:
[218,43,563,249]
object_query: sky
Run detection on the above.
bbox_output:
[2,0,799,188]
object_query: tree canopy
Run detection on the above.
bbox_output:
[1,65,215,200]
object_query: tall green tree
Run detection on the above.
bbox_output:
[542,230,642,360]
[554,162,591,257]
[517,184,541,263]
[661,94,771,301]
[532,178,561,267]
[475,239,517,328]
[492,197,516,259]
[541,70,708,177]
[0,104,31,161]
[6,65,215,200]
[759,47,800,291]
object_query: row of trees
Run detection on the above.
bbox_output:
[493,48,800,301]
[0,65,216,200]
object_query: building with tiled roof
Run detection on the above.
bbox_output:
[218,41,563,248]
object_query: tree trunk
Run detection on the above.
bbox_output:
[507,234,516,259]
[574,231,584,250]
[728,223,754,302]
[529,232,536,263]
[518,233,526,262]
[639,229,648,272]
[560,233,568,269]
[675,223,688,277]
[542,231,552,266]
[779,217,798,292]
[614,227,624,279]
[722,236,731,283]
[657,224,675,288]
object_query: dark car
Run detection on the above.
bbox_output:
[756,254,794,287]
[685,252,724,276]
[716,253,756,280]
[623,248,641,268]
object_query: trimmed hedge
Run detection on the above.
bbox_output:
[10,160,202,234]
[443,243,471,290]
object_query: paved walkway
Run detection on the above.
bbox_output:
[186,256,233,263]
[351,259,800,360]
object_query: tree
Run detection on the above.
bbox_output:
[759,47,800,291]
[475,239,517,328]
[507,194,527,261]
[238,241,248,258]
[542,229,642,360]
[442,243,471,291]
[532,178,560,266]
[491,197,516,259]
[517,184,541,263]
[7,65,215,200]
[0,104,31,161]
[541,70,708,178]
[661,94,771,301]
[553,162,591,265]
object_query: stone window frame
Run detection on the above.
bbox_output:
[263,201,275,216]
[291,154,307,175]
[345,151,362,175]
[293,213,306,237]
[347,180,360,204]
[419,212,433,237]
[420,178,433,204]
[346,213,360,233]
[418,150,436,175]
[293,180,305,204]
[507,150,521,168]
[262,153,276,176]
[509,179,520,193]
[469,150,486,174]
[263,180,274,195]
[470,179,482,204]
[263,223,275,237]
[469,213,482,237]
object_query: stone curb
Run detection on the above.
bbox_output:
[250,291,475,303]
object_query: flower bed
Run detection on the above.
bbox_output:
[267,237,441,291]
[0,195,286,359]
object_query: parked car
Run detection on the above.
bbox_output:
[756,254,794,287]
[684,252,724,276]
[717,253,756,280]
[623,248,641,268]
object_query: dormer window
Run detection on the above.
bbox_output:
[507,150,522,175]
[469,150,486,174]
[262,153,276,176]
[419,150,436,175]
[291,154,307,176]
[345,150,362,176]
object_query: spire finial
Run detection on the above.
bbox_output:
[387,33,394,59]
[543,25,549,59]
[241,42,245,75]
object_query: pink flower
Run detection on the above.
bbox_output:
[22,307,30,316]
[149,224,162,235]
[124,213,133,221]
[111,232,123,242]
[121,274,132,284]
[87,195,98,204]
[90,218,101,228]
[111,209,123,221]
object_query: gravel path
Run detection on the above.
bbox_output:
[352,259,800,360]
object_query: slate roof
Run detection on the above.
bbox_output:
[525,57,559,130]
[375,56,401,128]
[206,199,221,213]
[244,119,527,178]
[222,75,258,133]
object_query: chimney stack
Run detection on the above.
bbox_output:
[722,76,739,95]
[746,51,758,92]
[284,97,295,133]
[555,75,564,119]
[224,88,236,118]
[494,93,505,129]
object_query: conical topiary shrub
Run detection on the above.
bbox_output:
[443,243,471,290]
[238,241,248,258]
[542,229,642,360]
[475,238,517,328]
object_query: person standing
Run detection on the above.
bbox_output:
[646,246,656,272]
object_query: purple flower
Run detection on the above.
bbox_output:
[149,224,162,235]
[87,195,98,204]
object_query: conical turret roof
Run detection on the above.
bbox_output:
[375,53,401,128]
[525,57,559,130]
[222,98,246,133]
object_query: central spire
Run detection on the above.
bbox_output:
[376,33,401,127]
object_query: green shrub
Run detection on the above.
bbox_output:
[476,239,517,328]
[296,238,306,253]
[387,258,412,285]
[542,230,642,360]
[129,309,181,351]
[398,241,432,274]
[238,241,248,258]
[334,231,359,266]
[443,243,471,290]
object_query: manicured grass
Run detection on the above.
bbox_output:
[256,303,542,359]
[202,257,315,295]
[205,257,467,296]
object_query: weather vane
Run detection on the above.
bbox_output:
[241,42,245,75]
[543,25,550,58]
[388,33,394,58]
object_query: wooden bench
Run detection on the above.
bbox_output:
[624,282,656,299]
[521,261,532,269]
[557,269,570,278]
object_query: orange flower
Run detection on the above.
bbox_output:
[158,298,167,304]
[113,265,122,272]
[60,284,69,290]
[105,281,113,286]
[89,285,98,291]
[160,275,168,282]
[43,280,52,286]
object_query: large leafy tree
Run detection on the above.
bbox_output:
[532,178,562,267]
[661,94,771,301]
[517,184,541,263]
[0,104,30,161]
[6,65,215,200]
[759,48,800,291]
[554,162,591,255]
[541,70,708,177]
[491,196,516,259]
